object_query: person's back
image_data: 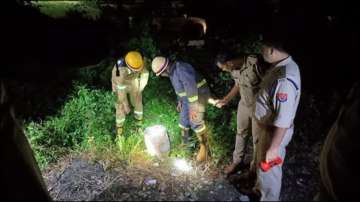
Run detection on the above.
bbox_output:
[0,81,51,200]
[317,81,360,201]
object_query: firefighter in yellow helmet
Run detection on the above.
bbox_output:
[111,51,149,136]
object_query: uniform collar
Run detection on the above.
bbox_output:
[274,56,292,67]
[168,61,176,76]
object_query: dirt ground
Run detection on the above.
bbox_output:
[43,134,323,201]
[43,155,246,201]
[42,89,338,201]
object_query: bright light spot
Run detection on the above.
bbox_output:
[208,98,218,106]
[144,125,170,157]
[147,125,165,135]
[174,158,192,172]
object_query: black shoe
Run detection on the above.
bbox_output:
[228,169,256,188]
[225,161,249,176]
[239,187,261,202]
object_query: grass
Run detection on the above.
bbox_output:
[24,25,246,170]
[30,1,101,19]
[25,60,237,169]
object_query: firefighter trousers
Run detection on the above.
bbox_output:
[115,78,143,127]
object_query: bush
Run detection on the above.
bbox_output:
[234,34,262,55]
[25,83,115,168]
[25,27,262,169]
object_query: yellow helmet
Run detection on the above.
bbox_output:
[125,51,144,71]
[151,56,169,76]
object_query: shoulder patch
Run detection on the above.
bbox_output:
[276,92,288,102]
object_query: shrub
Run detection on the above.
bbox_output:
[25,83,115,168]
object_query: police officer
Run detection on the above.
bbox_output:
[252,37,301,201]
[151,56,210,162]
[215,53,263,175]
[111,51,149,136]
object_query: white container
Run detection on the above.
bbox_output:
[144,125,170,158]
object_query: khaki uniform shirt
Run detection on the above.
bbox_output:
[111,64,149,92]
[231,55,262,107]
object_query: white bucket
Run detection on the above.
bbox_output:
[144,125,170,158]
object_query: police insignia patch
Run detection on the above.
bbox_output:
[277,93,288,102]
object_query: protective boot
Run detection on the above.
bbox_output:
[116,127,123,136]
[196,132,208,162]
[181,129,190,145]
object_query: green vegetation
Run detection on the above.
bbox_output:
[25,84,115,167]
[26,66,237,169]
[23,12,259,169]
[31,1,102,19]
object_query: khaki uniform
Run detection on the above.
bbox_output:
[253,56,301,201]
[316,82,359,201]
[111,64,149,127]
[231,55,262,167]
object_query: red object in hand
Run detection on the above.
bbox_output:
[260,157,283,172]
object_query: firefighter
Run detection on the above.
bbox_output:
[111,51,149,136]
[151,56,210,162]
[215,53,265,175]
[250,36,301,201]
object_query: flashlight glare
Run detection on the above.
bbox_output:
[208,98,217,106]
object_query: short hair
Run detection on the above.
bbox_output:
[215,52,235,65]
[261,29,290,53]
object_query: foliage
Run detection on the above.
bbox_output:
[25,84,115,168]
[128,20,161,59]
[31,0,102,19]
[234,34,262,55]
[25,19,261,169]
